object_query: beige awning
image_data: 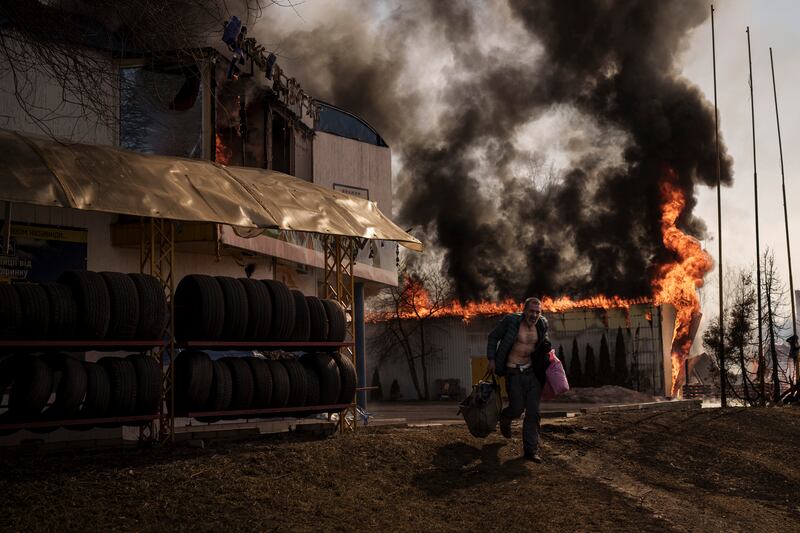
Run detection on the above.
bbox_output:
[0,129,423,251]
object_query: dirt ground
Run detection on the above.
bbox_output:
[1,406,799,532]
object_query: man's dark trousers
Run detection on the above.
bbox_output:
[501,368,542,454]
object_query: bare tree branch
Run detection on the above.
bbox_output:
[367,262,454,400]
[0,0,276,139]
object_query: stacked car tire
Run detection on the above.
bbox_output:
[0,271,167,341]
[1,273,352,433]
[172,351,357,420]
[0,353,161,434]
[175,276,347,344]
[0,271,166,435]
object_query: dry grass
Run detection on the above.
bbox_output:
[1,407,799,532]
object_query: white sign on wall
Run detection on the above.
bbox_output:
[333,183,369,200]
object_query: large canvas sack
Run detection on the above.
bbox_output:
[542,349,570,400]
[458,373,502,438]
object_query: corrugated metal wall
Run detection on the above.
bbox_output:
[367,318,475,401]
[546,305,667,395]
[366,305,673,401]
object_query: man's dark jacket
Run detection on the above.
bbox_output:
[487,312,551,381]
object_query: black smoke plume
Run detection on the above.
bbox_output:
[258,0,733,301]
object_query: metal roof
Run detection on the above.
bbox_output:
[0,129,423,251]
[316,101,388,147]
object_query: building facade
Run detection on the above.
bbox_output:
[2,35,398,291]
[0,23,400,444]
[367,304,677,401]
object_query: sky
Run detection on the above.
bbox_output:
[681,0,800,332]
[256,0,800,335]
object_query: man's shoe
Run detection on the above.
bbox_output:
[524,452,542,463]
[499,417,512,438]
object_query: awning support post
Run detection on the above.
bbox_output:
[323,235,358,431]
[355,282,367,411]
[140,217,176,444]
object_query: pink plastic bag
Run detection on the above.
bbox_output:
[541,349,570,400]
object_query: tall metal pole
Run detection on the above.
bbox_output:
[712,5,726,407]
[355,282,367,411]
[769,48,798,388]
[746,27,765,404]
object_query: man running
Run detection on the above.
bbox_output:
[486,297,551,462]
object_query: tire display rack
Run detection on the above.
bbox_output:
[0,217,364,444]
[144,219,362,442]
[176,341,357,422]
[0,341,166,433]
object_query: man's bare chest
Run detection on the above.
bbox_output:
[516,322,538,346]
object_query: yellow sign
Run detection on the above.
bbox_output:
[9,223,87,243]
[0,221,88,281]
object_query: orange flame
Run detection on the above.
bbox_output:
[215,133,232,166]
[368,282,651,323]
[652,170,712,396]
[370,169,711,397]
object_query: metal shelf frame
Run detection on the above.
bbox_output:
[177,341,354,350]
[0,340,166,351]
[140,217,175,444]
[185,403,350,418]
[322,235,360,432]
[0,414,159,432]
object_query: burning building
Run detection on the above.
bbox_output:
[366,167,711,401]
[258,1,726,402]
[111,17,401,294]
[367,301,679,401]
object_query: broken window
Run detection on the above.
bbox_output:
[120,64,203,158]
